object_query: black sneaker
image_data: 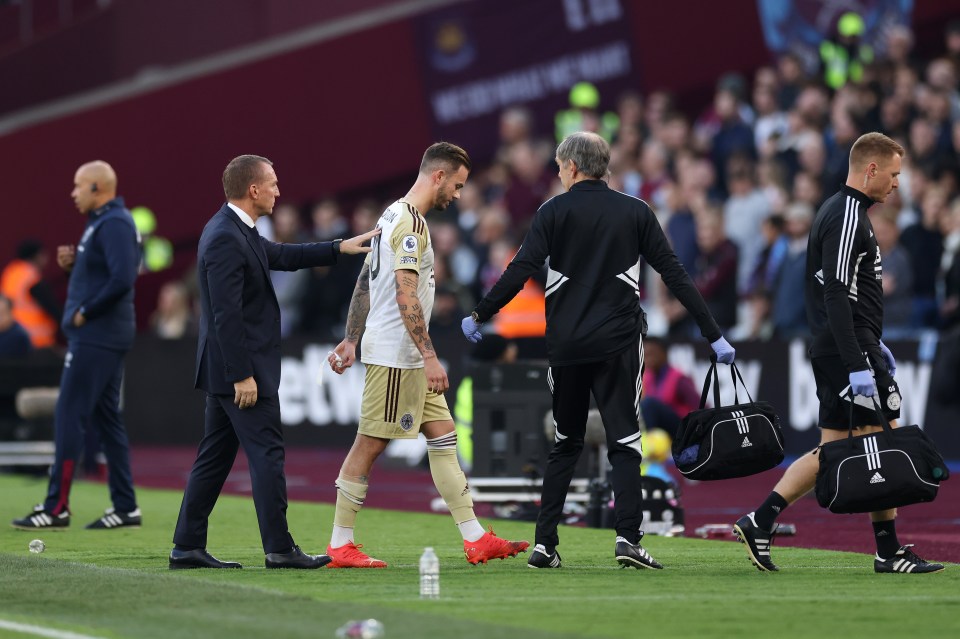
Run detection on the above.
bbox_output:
[733,512,778,572]
[615,536,663,570]
[527,544,562,569]
[874,545,944,574]
[12,505,69,531]
[85,508,142,530]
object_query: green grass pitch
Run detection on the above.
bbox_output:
[0,473,957,638]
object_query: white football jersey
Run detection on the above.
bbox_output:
[360,199,435,369]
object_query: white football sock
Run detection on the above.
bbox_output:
[457,518,485,542]
[330,525,354,549]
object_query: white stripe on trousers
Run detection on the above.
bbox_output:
[635,339,645,424]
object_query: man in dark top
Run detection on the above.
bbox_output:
[460,132,735,570]
[0,294,32,357]
[734,132,944,574]
[12,161,142,532]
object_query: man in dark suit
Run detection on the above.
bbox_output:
[170,155,378,569]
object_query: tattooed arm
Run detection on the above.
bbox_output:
[328,263,370,374]
[395,269,449,393]
[345,263,371,343]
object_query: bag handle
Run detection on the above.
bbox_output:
[844,390,896,448]
[699,357,751,409]
[728,361,755,405]
[698,355,721,409]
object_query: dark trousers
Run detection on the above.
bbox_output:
[639,396,681,439]
[536,340,645,547]
[173,394,293,554]
[45,343,136,515]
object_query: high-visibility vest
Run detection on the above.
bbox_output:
[0,260,57,348]
[453,377,474,468]
[820,41,874,90]
[493,276,546,338]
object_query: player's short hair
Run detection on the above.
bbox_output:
[223,155,273,200]
[420,142,472,174]
[849,132,904,170]
[556,132,610,179]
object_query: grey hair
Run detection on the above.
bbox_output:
[556,132,610,179]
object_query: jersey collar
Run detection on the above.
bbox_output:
[89,197,124,220]
[569,179,608,191]
[839,184,875,208]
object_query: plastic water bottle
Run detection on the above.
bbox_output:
[419,547,439,599]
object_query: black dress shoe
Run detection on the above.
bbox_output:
[169,548,242,570]
[265,545,332,569]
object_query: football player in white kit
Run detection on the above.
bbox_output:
[325,142,529,567]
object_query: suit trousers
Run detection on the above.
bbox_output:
[536,340,646,547]
[173,394,294,554]
[45,343,136,515]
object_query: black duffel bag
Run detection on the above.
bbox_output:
[671,358,785,480]
[815,395,950,514]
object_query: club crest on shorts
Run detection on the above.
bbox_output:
[400,412,414,431]
[402,235,418,253]
[886,390,901,411]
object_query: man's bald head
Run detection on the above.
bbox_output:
[77,161,117,191]
[72,160,118,214]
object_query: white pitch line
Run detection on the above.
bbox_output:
[0,619,104,639]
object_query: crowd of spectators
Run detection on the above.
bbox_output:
[15,18,960,349]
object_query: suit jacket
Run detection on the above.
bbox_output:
[195,204,339,397]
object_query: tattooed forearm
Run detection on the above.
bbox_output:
[344,264,371,343]
[395,270,436,356]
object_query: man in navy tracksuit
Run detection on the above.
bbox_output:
[12,160,142,531]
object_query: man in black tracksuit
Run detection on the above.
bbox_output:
[460,132,735,569]
[12,161,143,532]
[734,132,944,574]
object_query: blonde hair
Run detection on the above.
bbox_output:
[849,132,904,170]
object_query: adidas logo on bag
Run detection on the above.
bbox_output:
[869,472,885,484]
[741,436,752,448]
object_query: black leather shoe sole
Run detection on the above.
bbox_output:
[265,554,332,569]
[169,560,243,569]
[169,549,242,570]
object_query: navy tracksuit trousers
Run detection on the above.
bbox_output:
[44,342,137,515]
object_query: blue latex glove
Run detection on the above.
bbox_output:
[710,336,735,364]
[878,340,897,377]
[460,315,483,343]
[849,369,877,397]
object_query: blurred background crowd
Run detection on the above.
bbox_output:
[0,1,957,357]
[0,0,959,469]
[12,8,960,359]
